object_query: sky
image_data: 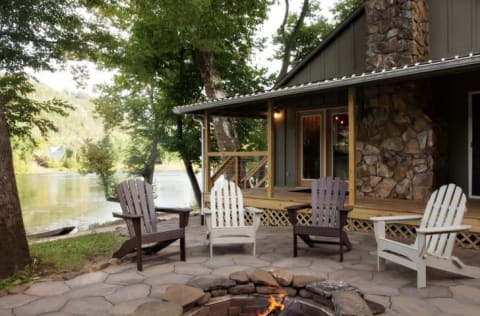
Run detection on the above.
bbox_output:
[33,0,337,96]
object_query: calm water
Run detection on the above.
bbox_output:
[16,171,196,235]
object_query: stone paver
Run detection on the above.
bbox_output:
[67,283,119,299]
[25,281,70,296]
[105,271,145,285]
[0,294,37,309]
[62,297,112,315]
[14,295,67,316]
[106,284,151,304]
[65,271,108,288]
[2,220,479,316]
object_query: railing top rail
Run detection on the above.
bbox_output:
[207,151,268,157]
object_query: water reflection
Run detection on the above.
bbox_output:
[17,171,196,235]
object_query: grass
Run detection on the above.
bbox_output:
[0,232,124,293]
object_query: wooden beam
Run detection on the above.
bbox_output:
[267,100,275,198]
[204,112,211,194]
[348,87,356,206]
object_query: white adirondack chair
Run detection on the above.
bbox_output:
[205,178,264,257]
[371,183,480,288]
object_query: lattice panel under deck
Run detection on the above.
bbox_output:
[207,206,480,250]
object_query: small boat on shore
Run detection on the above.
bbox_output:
[27,226,76,239]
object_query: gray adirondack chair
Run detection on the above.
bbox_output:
[371,183,480,288]
[205,178,263,257]
[287,177,352,261]
[113,179,191,271]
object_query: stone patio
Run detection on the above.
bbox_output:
[1,217,480,316]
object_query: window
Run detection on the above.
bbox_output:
[331,113,349,180]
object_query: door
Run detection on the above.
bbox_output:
[298,112,323,186]
[469,92,480,198]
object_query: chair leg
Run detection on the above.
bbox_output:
[293,233,298,257]
[210,242,213,257]
[253,242,256,256]
[136,240,143,271]
[339,230,344,262]
[417,261,427,288]
[377,256,386,272]
[132,220,143,271]
[180,237,186,261]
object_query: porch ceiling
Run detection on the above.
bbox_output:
[174,52,480,116]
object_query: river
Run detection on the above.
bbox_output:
[16,171,196,235]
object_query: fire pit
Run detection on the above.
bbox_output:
[134,269,385,316]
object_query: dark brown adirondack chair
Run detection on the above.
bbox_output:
[287,177,352,261]
[112,179,190,271]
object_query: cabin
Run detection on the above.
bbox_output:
[174,0,480,250]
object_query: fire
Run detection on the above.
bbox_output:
[256,293,286,316]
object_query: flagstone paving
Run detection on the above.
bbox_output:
[1,217,480,315]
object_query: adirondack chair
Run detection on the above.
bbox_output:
[205,178,264,257]
[113,179,191,271]
[287,177,353,261]
[371,183,480,288]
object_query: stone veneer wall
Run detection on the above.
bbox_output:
[365,0,429,71]
[355,81,446,201]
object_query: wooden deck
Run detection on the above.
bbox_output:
[230,187,480,233]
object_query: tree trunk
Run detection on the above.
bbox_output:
[277,0,310,81]
[0,105,31,278]
[141,139,158,184]
[177,119,202,207]
[197,51,241,180]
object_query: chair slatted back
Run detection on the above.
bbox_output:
[311,177,348,228]
[416,184,467,258]
[415,183,467,258]
[116,179,157,236]
[210,178,245,228]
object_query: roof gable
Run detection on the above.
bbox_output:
[275,6,366,88]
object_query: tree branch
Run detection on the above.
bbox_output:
[277,0,309,82]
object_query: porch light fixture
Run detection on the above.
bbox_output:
[274,110,283,120]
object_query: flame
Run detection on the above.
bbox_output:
[256,293,286,316]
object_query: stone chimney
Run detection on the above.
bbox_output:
[356,0,444,201]
[365,0,429,71]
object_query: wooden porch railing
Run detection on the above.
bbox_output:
[207,151,268,191]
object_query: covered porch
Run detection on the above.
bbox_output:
[175,54,480,250]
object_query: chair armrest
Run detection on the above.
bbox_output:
[112,212,142,220]
[245,207,264,215]
[155,207,191,215]
[285,204,311,212]
[370,214,423,223]
[155,207,191,228]
[416,225,471,235]
[338,206,353,212]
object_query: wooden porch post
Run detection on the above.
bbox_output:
[267,100,275,198]
[348,87,356,206]
[204,112,211,194]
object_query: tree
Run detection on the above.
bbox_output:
[0,0,109,278]
[79,137,116,199]
[91,0,271,204]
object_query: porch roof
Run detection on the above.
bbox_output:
[174,52,480,115]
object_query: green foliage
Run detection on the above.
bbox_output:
[0,73,73,141]
[0,232,124,291]
[29,232,124,272]
[331,0,364,25]
[79,137,116,198]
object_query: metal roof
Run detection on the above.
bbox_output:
[173,53,480,115]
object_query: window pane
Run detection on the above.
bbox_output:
[332,113,349,180]
[302,115,321,179]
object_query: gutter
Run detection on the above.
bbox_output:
[174,53,480,115]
